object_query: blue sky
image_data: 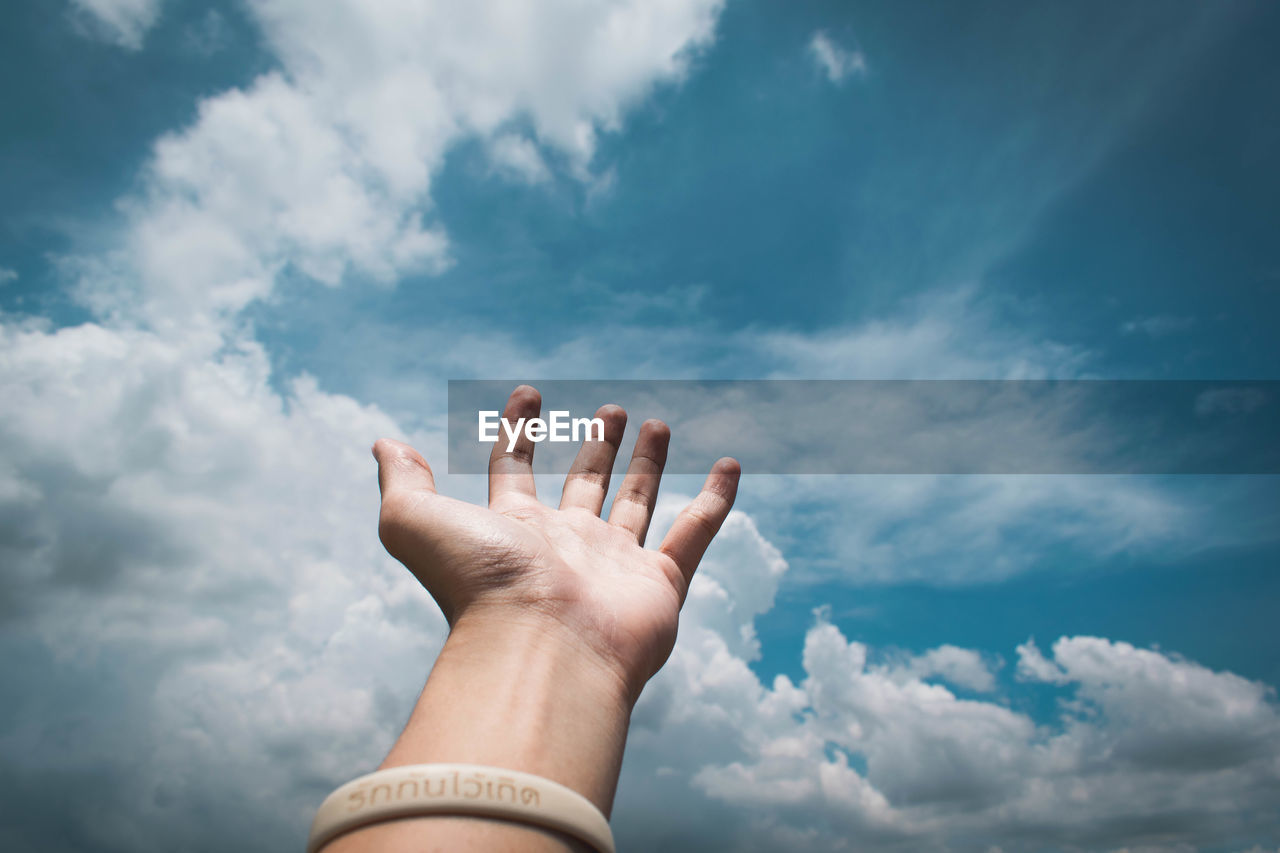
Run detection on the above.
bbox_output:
[2,2,1279,851]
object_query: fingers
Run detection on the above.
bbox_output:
[372,439,442,567]
[607,419,671,545]
[372,438,438,498]
[488,385,541,503]
[559,404,628,515]
[659,457,740,584]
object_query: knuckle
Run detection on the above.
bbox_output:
[629,452,664,469]
[504,447,534,465]
[568,468,609,487]
[393,452,428,475]
[683,505,720,538]
[616,486,653,507]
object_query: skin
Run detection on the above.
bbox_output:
[323,385,740,852]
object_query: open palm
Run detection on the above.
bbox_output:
[372,385,740,699]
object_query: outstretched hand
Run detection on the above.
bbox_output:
[372,385,740,702]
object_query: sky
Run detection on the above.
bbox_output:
[2,1,1279,851]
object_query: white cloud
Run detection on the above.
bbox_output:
[250,0,722,165]
[67,70,453,333]
[265,287,1252,589]
[613,507,1280,850]
[8,3,1279,850]
[754,473,1197,586]
[665,615,1280,851]
[3,3,729,847]
[487,133,553,184]
[899,645,998,692]
[0,316,448,850]
[0,267,17,284]
[756,287,1092,380]
[69,0,165,50]
[1023,636,1280,772]
[808,30,867,84]
[67,0,723,333]
[3,317,1278,849]
[1015,636,1068,684]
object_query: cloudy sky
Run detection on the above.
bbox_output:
[2,1,1280,851]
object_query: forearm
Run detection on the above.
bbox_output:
[322,611,634,852]
[337,400,739,850]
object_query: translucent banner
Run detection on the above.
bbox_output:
[447,380,1280,475]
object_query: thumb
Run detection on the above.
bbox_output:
[372,438,438,498]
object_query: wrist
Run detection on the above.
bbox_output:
[450,595,659,706]
[446,607,637,716]
[381,607,633,816]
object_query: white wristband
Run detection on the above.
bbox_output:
[307,763,616,853]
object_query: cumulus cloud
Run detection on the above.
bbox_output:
[808,30,867,84]
[663,615,1280,851]
[3,369,1277,852]
[66,0,723,333]
[898,645,998,693]
[616,509,1280,851]
[1020,636,1280,773]
[2,2,730,848]
[6,2,1279,851]
[0,316,448,850]
[2,314,1276,850]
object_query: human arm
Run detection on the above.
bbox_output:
[320,385,740,851]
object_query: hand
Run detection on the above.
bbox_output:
[320,386,739,851]
[372,385,740,702]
